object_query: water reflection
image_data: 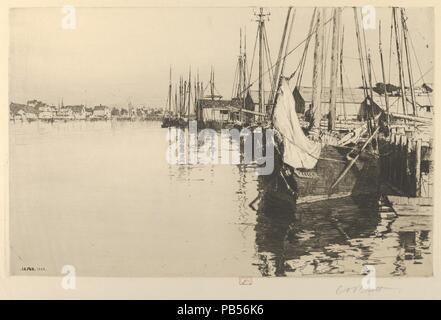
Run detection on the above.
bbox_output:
[9,121,432,277]
[254,190,432,276]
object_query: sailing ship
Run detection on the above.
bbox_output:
[163,67,201,128]
[161,67,176,128]
[258,7,383,210]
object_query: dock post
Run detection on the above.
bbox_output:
[390,133,396,183]
[415,138,422,197]
[406,137,413,195]
[399,135,407,191]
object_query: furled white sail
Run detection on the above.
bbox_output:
[273,79,322,169]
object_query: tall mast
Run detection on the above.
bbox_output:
[168,66,172,113]
[353,7,368,99]
[194,78,198,121]
[392,7,408,115]
[241,28,247,123]
[339,25,346,120]
[234,29,244,100]
[187,67,192,119]
[243,28,247,95]
[328,8,341,131]
[270,7,295,121]
[179,77,183,118]
[238,29,243,98]
[310,8,324,135]
[174,86,178,116]
[210,67,214,101]
[269,7,292,107]
[255,8,270,120]
[183,80,187,116]
[400,8,418,116]
[379,20,390,125]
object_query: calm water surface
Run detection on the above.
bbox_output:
[9,120,432,276]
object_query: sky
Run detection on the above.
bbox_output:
[9,6,434,108]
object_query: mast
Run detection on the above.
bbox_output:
[240,28,247,123]
[187,67,192,119]
[210,67,214,101]
[379,20,390,125]
[269,7,295,121]
[400,8,418,116]
[269,7,292,106]
[328,8,341,131]
[339,25,346,120]
[243,28,247,96]
[353,7,368,99]
[183,80,187,117]
[309,8,324,136]
[392,7,408,115]
[256,8,269,120]
[236,28,243,99]
[168,66,172,113]
[367,53,375,119]
[174,86,178,116]
[179,77,183,118]
[258,8,264,117]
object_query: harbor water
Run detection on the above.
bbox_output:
[9,120,432,277]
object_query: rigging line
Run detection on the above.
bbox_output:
[401,8,418,117]
[231,59,240,98]
[360,8,371,80]
[280,8,296,80]
[263,24,275,71]
[296,8,317,87]
[341,64,358,109]
[388,9,394,85]
[271,8,297,116]
[408,34,430,85]
[353,7,368,97]
[340,25,346,119]
[413,67,433,85]
[322,8,333,95]
[392,7,408,116]
[270,7,293,104]
[237,14,334,98]
[371,60,379,86]
[262,25,275,93]
[247,26,260,91]
[408,28,432,106]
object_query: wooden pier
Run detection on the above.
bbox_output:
[379,126,433,216]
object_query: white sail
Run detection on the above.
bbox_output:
[273,79,321,169]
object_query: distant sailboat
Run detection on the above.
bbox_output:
[161,66,175,128]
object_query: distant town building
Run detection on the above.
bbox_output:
[65,105,86,120]
[38,105,54,120]
[92,105,111,119]
[198,99,241,123]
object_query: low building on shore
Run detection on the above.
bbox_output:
[66,105,86,120]
[92,105,111,119]
[198,98,242,124]
[38,105,55,120]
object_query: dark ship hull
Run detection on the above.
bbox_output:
[260,143,380,211]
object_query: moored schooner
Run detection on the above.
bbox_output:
[161,66,176,128]
[162,66,202,128]
[257,7,383,210]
